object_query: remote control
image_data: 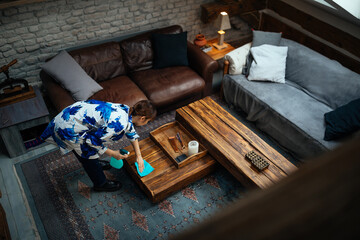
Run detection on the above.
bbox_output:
[246,150,269,171]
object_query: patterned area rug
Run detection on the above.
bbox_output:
[17,98,251,240]
[17,96,296,240]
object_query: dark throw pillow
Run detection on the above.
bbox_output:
[324,98,360,141]
[242,30,282,76]
[152,31,188,69]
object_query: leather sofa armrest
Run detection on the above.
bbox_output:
[187,41,219,97]
[40,70,75,113]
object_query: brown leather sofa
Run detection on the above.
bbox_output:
[40,25,218,114]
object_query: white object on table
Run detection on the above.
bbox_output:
[188,140,199,156]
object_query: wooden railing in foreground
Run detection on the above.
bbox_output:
[171,135,360,240]
[0,190,11,240]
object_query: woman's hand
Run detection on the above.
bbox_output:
[131,139,145,172]
[136,155,145,173]
[105,149,129,160]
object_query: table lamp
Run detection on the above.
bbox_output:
[213,11,231,50]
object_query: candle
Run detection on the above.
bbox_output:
[188,140,199,156]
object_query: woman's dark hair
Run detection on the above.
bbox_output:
[130,100,157,120]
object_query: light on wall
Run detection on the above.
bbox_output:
[213,11,231,50]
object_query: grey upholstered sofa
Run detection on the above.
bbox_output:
[223,38,360,160]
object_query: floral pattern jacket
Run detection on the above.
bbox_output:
[41,100,139,159]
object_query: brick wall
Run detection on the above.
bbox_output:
[0,0,249,87]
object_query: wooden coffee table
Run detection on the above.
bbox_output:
[124,97,297,202]
[123,124,217,203]
[176,97,297,189]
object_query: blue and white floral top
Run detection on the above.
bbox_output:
[41,99,139,159]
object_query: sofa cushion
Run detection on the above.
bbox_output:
[324,98,360,141]
[41,50,103,101]
[223,74,340,159]
[252,30,282,47]
[225,42,251,75]
[90,76,148,107]
[69,41,126,83]
[281,38,360,109]
[152,31,188,68]
[243,30,282,76]
[248,44,288,83]
[120,25,183,72]
[130,66,204,108]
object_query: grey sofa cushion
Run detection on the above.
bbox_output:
[243,30,282,76]
[248,44,288,83]
[280,38,360,109]
[223,74,340,160]
[252,30,282,47]
[42,50,103,101]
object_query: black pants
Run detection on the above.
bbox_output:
[73,151,107,187]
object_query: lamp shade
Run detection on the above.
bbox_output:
[214,12,231,30]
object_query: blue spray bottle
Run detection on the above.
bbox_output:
[110,149,129,169]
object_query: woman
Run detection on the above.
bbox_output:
[41,99,156,192]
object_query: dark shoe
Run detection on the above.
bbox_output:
[98,160,112,170]
[93,181,122,192]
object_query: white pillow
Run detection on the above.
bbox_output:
[225,42,251,75]
[42,50,103,101]
[247,44,288,83]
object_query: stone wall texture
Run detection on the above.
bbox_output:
[0,0,249,87]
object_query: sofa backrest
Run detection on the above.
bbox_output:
[69,41,126,83]
[281,38,360,109]
[120,25,183,72]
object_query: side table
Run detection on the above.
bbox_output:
[205,38,235,61]
[204,38,235,93]
[0,86,50,158]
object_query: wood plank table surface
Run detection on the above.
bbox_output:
[123,138,217,203]
[176,96,297,189]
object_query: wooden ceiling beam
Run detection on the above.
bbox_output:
[201,0,266,28]
[260,12,360,74]
[267,0,360,58]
